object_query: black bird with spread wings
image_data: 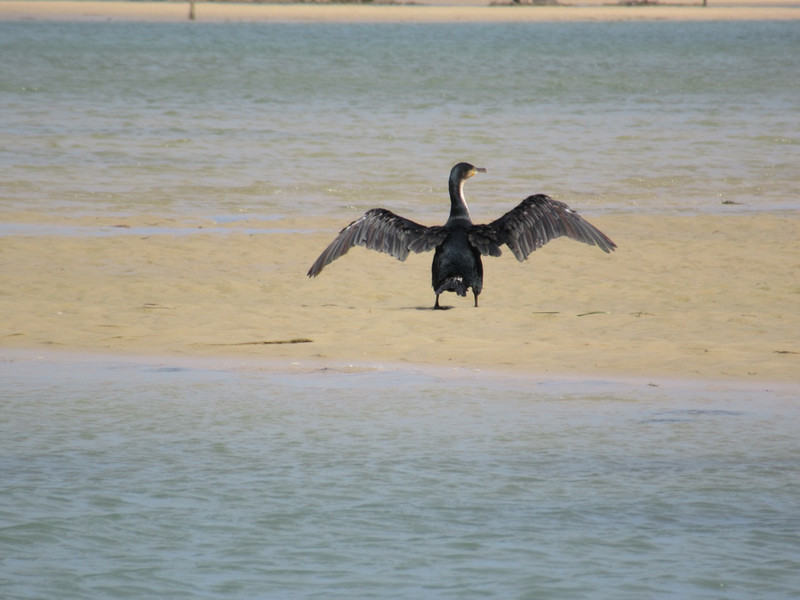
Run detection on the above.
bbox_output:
[307,162,616,309]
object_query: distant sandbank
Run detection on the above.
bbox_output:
[1,0,799,23]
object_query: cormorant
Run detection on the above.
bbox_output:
[307,162,616,309]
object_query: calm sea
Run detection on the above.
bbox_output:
[2,353,799,599]
[2,20,800,599]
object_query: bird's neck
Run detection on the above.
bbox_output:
[447,177,472,225]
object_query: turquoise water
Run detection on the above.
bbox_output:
[2,20,799,222]
[2,353,799,599]
[2,20,800,599]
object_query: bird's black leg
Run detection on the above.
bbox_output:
[434,294,442,310]
[473,292,479,307]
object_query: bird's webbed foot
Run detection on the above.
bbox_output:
[433,295,452,310]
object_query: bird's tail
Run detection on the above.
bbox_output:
[435,277,469,297]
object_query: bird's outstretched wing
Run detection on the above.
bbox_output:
[307,208,447,277]
[469,194,616,262]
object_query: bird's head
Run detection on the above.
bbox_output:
[450,162,487,184]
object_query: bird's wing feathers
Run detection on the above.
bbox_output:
[307,208,446,277]
[469,194,616,262]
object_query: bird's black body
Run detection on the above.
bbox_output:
[432,226,483,308]
[307,162,616,309]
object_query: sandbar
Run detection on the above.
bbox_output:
[2,211,798,383]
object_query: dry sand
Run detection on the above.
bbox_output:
[2,1,798,383]
[1,0,799,23]
[2,211,798,382]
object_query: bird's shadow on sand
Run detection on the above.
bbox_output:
[405,306,455,311]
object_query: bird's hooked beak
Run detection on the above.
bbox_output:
[470,167,487,178]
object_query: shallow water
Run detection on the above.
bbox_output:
[2,353,799,599]
[2,20,799,222]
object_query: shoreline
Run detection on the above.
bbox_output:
[2,212,798,385]
[1,0,799,23]
[5,346,799,393]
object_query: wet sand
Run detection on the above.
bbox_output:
[1,0,799,24]
[2,212,798,382]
